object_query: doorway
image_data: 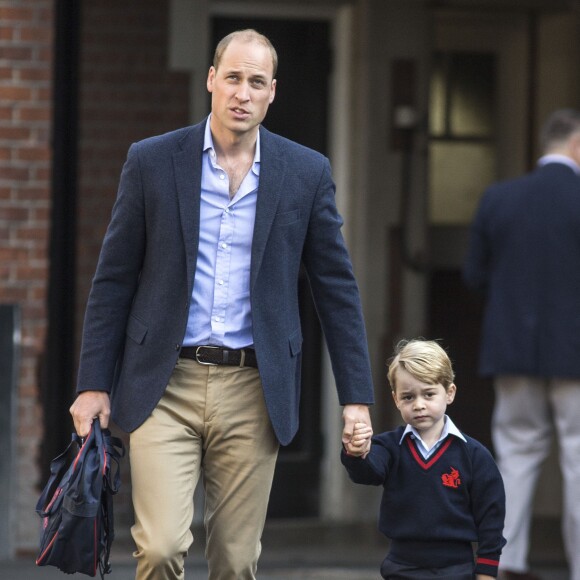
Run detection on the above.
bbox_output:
[426,10,530,450]
[212,17,331,517]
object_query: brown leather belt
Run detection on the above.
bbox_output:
[180,345,258,369]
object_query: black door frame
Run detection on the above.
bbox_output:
[40,0,81,480]
[211,15,331,517]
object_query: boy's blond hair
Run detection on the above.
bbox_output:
[387,339,455,392]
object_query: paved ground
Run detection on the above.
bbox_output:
[1,557,570,580]
[1,520,570,579]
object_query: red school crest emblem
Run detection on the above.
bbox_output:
[441,466,461,488]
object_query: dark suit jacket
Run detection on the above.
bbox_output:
[463,161,580,378]
[77,119,374,445]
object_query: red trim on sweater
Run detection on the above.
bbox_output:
[406,436,454,470]
[476,557,499,566]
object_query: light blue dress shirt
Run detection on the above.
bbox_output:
[399,415,467,459]
[183,118,260,348]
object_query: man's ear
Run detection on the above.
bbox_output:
[570,132,580,166]
[207,66,216,93]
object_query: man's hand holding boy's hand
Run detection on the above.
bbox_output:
[344,421,373,458]
[342,404,372,458]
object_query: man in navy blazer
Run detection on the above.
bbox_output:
[463,109,580,580]
[70,29,374,579]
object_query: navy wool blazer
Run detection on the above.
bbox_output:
[463,162,580,378]
[76,119,374,445]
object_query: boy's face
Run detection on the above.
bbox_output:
[392,367,456,441]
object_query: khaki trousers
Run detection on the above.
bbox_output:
[493,375,580,579]
[129,358,279,580]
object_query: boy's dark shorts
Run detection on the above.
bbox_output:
[381,557,475,579]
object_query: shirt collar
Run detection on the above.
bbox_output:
[538,154,580,175]
[399,415,467,446]
[203,115,261,175]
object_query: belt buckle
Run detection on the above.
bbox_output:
[195,345,220,366]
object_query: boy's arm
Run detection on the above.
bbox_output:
[341,432,391,486]
[476,575,494,580]
[469,440,507,578]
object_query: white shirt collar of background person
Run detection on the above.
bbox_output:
[538,153,580,175]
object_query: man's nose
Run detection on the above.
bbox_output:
[235,82,250,101]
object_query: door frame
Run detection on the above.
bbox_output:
[425,7,562,519]
[169,0,356,520]
[425,9,532,272]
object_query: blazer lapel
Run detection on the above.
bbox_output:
[251,126,286,290]
[172,122,205,296]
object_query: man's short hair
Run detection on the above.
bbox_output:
[540,108,580,152]
[213,29,278,78]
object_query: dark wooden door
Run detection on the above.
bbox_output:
[212,17,331,517]
[426,238,495,452]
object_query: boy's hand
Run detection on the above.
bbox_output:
[344,421,373,458]
[342,404,372,458]
[352,422,372,441]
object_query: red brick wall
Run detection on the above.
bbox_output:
[0,0,53,549]
[76,0,190,533]
[0,0,190,552]
[76,0,190,339]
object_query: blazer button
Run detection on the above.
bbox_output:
[175,344,180,351]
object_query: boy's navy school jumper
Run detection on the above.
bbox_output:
[341,425,506,578]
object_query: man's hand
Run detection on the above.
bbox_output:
[342,404,372,458]
[69,391,111,437]
[347,422,373,457]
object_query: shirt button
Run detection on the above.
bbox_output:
[218,280,224,285]
[221,243,227,249]
[220,174,225,180]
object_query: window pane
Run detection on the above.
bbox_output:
[449,53,495,137]
[429,142,496,224]
[429,54,447,136]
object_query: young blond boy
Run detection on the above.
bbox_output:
[343,339,506,580]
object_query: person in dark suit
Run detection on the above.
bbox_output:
[69,29,374,580]
[463,108,580,580]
